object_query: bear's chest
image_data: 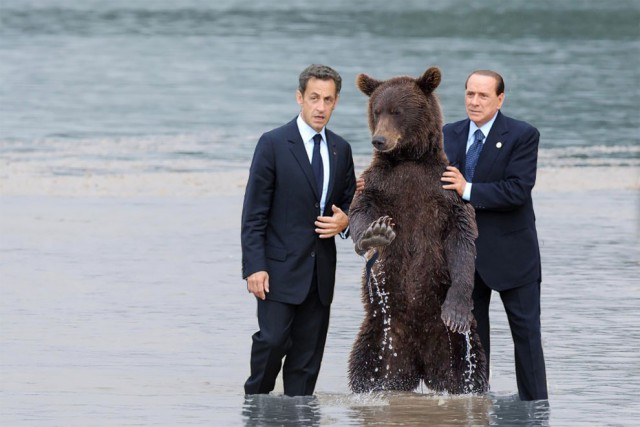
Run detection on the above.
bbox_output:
[373,166,447,231]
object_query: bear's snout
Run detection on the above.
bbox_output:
[372,135,387,151]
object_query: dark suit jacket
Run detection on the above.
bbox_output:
[443,111,541,291]
[241,118,356,305]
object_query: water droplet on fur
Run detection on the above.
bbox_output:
[462,331,478,393]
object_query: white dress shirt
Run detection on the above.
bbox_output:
[463,111,499,201]
[297,114,330,213]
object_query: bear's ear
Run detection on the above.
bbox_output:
[356,73,383,97]
[416,66,441,95]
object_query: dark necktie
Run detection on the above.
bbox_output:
[312,134,324,196]
[465,129,484,181]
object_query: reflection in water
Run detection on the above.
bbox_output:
[489,394,550,427]
[242,395,322,427]
[341,392,492,426]
[242,392,550,426]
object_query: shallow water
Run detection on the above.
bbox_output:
[1,189,638,426]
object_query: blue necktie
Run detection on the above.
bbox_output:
[312,134,324,196]
[465,129,484,181]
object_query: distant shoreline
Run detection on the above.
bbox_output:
[0,165,637,198]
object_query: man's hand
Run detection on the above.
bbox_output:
[441,166,467,197]
[246,271,269,300]
[315,204,349,239]
[356,177,365,194]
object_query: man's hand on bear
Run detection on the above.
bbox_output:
[356,216,396,254]
[441,166,467,197]
[440,292,474,334]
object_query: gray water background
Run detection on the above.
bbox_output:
[1,0,639,169]
[1,0,639,426]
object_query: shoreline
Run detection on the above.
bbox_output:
[1,165,637,198]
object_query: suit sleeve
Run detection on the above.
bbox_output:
[470,126,539,211]
[241,134,275,279]
[339,144,357,238]
[341,144,357,214]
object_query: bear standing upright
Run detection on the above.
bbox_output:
[348,67,488,394]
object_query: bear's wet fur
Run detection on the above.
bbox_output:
[348,67,488,395]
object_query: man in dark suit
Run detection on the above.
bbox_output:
[241,64,356,396]
[441,70,548,401]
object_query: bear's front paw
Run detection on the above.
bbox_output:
[440,299,474,334]
[356,216,396,254]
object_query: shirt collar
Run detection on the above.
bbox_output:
[469,110,499,141]
[297,114,326,143]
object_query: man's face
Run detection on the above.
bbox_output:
[465,74,504,128]
[297,78,339,132]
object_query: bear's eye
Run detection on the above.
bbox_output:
[389,108,400,115]
[373,109,381,117]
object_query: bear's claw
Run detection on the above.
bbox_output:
[357,216,396,254]
[440,298,473,334]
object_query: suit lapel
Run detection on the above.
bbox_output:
[325,134,337,207]
[287,122,321,198]
[474,111,508,181]
[453,120,470,170]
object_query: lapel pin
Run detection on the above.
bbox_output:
[496,142,502,149]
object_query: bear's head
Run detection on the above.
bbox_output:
[357,66,446,162]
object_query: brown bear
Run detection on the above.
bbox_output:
[348,67,488,395]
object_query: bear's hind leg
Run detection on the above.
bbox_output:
[378,357,421,392]
[348,327,386,393]
[349,326,421,393]
[422,328,488,395]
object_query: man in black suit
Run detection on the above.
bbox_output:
[241,64,356,396]
[441,70,548,401]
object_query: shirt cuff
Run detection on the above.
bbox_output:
[462,182,472,201]
[339,225,350,239]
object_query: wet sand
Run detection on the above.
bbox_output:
[0,162,638,197]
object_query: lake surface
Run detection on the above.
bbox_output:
[1,0,638,170]
[1,0,639,425]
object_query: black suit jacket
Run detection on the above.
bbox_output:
[241,118,356,305]
[443,111,541,291]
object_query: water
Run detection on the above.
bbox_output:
[1,192,638,426]
[1,0,639,170]
[1,0,639,425]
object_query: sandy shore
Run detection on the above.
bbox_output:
[0,164,637,197]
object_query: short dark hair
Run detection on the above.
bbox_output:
[465,70,505,96]
[298,64,342,95]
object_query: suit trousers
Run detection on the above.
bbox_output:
[472,273,548,401]
[244,274,331,397]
